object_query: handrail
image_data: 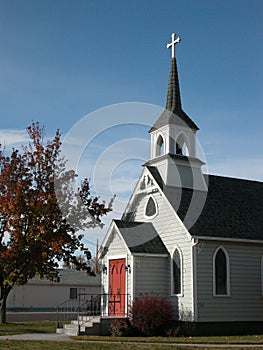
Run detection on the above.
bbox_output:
[56,293,131,333]
[56,297,79,329]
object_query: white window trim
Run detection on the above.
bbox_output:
[170,245,183,297]
[144,195,158,220]
[213,246,231,297]
[175,132,190,156]
[155,133,165,157]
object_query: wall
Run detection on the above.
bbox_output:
[196,239,263,322]
[133,188,194,320]
[7,284,101,310]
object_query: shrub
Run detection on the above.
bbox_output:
[109,318,131,337]
[129,293,174,336]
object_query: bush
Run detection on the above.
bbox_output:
[109,318,131,337]
[129,293,174,336]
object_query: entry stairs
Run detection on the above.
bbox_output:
[57,315,102,336]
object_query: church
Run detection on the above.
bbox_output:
[99,34,263,335]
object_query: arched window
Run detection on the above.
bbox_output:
[176,133,189,156]
[213,247,230,296]
[172,248,182,295]
[156,135,164,157]
[145,197,157,218]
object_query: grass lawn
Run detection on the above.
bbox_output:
[76,334,263,344]
[0,322,263,350]
[0,321,56,336]
[0,341,263,350]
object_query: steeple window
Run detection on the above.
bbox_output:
[156,134,164,157]
[176,133,189,156]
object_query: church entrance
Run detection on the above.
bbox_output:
[109,258,126,316]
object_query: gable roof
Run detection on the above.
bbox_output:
[190,175,263,241]
[148,166,263,241]
[27,269,101,286]
[114,220,168,255]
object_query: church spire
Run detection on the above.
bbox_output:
[149,33,198,132]
[165,33,182,113]
[165,57,182,113]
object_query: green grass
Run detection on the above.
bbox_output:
[0,321,56,336]
[1,341,263,350]
[76,334,263,344]
[0,322,263,350]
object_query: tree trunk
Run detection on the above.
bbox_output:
[0,296,7,324]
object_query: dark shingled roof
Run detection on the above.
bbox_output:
[114,220,168,254]
[148,166,263,241]
[146,165,164,189]
[189,175,263,241]
[149,58,199,132]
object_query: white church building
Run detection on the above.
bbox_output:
[99,34,263,335]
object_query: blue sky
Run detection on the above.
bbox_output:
[0,0,262,251]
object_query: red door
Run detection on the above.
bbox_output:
[109,258,126,316]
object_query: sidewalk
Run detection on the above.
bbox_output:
[0,333,73,341]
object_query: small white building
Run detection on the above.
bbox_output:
[99,34,263,335]
[7,269,101,313]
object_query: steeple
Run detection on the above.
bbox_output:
[150,33,199,132]
[165,57,182,113]
[146,33,206,191]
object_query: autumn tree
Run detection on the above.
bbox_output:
[0,122,113,323]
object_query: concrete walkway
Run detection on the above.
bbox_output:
[0,333,73,341]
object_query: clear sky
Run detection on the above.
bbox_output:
[0,0,262,251]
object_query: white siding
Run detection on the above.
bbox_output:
[134,255,169,297]
[196,240,263,322]
[133,191,194,320]
[7,284,99,309]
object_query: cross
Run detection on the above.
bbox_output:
[166,33,181,58]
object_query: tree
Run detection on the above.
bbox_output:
[0,122,114,323]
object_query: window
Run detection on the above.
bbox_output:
[156,135,164,157]
[70,288,78,299]
[145,197,157,218]
[175,133,189,156]
[213,247,230,296]
[172,248,182,295]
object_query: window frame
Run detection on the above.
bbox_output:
[155,133,165,157]
[171,246,183,297]
[213,246,231,297]
[144,195,158,220]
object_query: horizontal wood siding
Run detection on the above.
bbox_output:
[134,255,169,297]
[133,191,194,320]
[196,240,263,322]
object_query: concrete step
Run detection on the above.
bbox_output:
[56,316,103,336]
[63,323,79,336]
[56,328,65,334]
[78,315,101,322]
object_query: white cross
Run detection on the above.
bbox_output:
[166,33,181,58]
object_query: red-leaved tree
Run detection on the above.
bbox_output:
[0,122,114,323]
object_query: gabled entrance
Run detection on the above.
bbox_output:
[109,258,126,316]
